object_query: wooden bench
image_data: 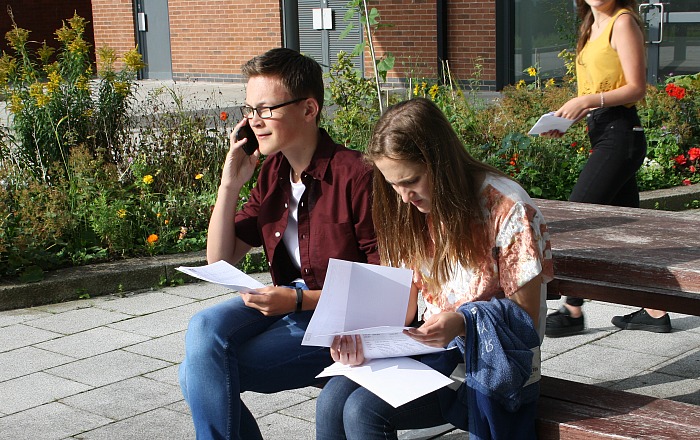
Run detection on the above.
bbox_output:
[399,374,700,440]
[538,199,700,314]
[538,376,700,439]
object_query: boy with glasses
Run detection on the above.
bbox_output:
[179,48,378,440]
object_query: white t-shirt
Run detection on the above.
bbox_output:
[283,172,306,275]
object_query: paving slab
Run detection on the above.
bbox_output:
[25,307,132,335]
[0,346,74,382]
[123,331,186,364]
[94,290,195,316]
[0,307,52,327]
[74,407,196,440]
[0,372,92,414]
[46,350,172,387]
[61,376,182,421]
[35,327,150,359]
[0,402,111,440]
[0,324,62,353]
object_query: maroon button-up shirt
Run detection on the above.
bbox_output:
[234,129,379,290]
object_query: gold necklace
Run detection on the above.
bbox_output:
[594,15,611,30]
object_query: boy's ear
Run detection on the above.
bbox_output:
[304,97,320,121]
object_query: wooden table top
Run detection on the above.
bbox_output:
[536,199,700,298]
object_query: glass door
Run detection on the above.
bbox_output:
[640,1,700,84]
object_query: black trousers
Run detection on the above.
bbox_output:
[566,105,646,307]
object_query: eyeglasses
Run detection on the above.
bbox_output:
[239,97,307,119]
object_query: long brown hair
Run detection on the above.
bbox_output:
[576,0,644,55]
[365,98,507,292]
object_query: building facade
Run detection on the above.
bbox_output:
[87,0,699,90]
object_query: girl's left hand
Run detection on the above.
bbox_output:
[330,334,365,366]
[404,312,465,347]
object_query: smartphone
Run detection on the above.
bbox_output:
[235,124,259,155]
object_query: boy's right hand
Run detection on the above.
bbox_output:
[220,119,260,189]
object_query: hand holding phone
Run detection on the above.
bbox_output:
[235,123,259,155]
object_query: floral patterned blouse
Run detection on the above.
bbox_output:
[415,174,554,336]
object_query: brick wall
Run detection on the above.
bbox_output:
[91,0,136,69]
[369,0,497,89]
[88,0,499,87]
[167,1,282,82]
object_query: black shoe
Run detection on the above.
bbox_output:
[545,306,584,337]
[611,309,672,333]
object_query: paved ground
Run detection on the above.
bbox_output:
[1,271,699,440]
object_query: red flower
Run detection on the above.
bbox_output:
[689,147,700,162]
[674,154,687,165]
[665,83,687,100]
[220,111,229,121]
[570,142,577,148]
[690,165,697,173]
[682,179,692,186]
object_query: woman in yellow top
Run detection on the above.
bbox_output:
[544,0,672,337]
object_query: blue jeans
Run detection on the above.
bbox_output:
[315,376,449,440]
[179,283,331,440]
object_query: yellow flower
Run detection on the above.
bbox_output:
[68,38,89,55]
[76,75,90,92]
[413,84,420,95]
[545,78,556,88]
[146,234,159,244]
[117,209,127,218]
[29,82,50,107]
[429,84,439,100]
[6,28,29,50]
[46,71,61,94]
[0,53,17,86]
[178,226,188,240]
[195,173,203,180]
[156,212,161,218]
[55,26,75,45]
[164,219,170,225]
[37,43,55,65]
[9,93,23,113]
[98,47,117,71]
[516,79,526,90]
[114,81,130,97]
[123,47,146,71]
[68,13,87,34]
[143,175,154,185]
[526,66,537,77]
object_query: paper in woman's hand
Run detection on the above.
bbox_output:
[528,112,575,135]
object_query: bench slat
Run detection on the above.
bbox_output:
[537,397,700,439]
[540,377,700,429]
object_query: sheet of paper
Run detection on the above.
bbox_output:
[528,112,575,135]
[326,326,446,359]
[317,357,454,408]
[302,259,413,347]
[176,260,265,294]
